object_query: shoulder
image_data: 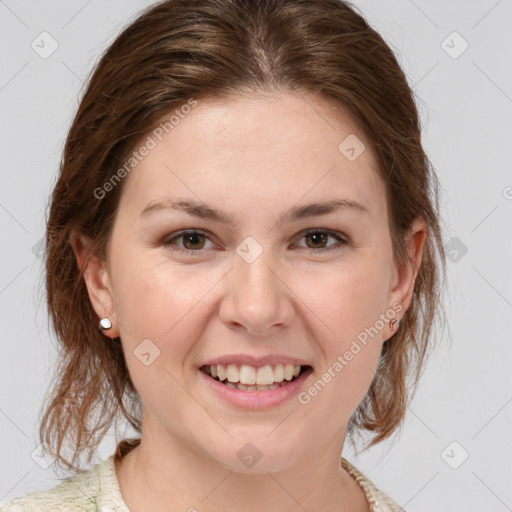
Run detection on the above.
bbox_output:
[341,457,406,512]
[0,455,127,512]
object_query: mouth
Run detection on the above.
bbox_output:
[199,363,312,392]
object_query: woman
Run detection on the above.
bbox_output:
[1,0,446,510]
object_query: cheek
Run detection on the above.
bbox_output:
[291,258,388,408]
[109,254,213,415]
[112,249,201,332]
[110,249,227,370]
[292,255,391,345]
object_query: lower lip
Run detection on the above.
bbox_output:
[198,367,314,410]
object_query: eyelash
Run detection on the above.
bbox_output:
[162,229,349,255]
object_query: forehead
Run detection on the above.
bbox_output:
[118,91,385,221]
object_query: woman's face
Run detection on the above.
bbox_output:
[82,91,423,473]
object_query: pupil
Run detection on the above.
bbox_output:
[184,233,204,250]
[308,233,326,248]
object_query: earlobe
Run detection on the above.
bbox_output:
[69,231,120,338]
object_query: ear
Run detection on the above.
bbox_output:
[386,217,427,327]
[69,230,120,338]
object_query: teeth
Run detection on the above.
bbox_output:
[226,364,239,383]
[207,363,303,386]
[217,364,226,381]
[283,364,294,381]
[223,381,292,391]
[274,364,284,382]
[239,364,256,385]
[256,365,275,385]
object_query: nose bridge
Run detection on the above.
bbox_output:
[236,250,276,302]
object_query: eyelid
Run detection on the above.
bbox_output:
[294,228,348,252]
[162,228,349,254]
[162,229,218,253]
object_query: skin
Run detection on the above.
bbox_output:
[72,90,426,512]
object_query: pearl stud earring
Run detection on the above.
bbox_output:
[98,317,112,331]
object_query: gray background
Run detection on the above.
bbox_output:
[1,0,511,510]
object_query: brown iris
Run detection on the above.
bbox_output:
[304,232,328,249]
[182,232,206,250]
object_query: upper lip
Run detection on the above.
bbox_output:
[200,353,312,368]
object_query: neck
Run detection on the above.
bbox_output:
[114,429,369,512]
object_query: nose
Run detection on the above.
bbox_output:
[218,248,295,337]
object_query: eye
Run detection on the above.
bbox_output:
[294,229,348,253]
[162,230,216,253]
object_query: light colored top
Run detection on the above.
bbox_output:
[0,448,405,511]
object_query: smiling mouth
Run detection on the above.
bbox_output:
[200,363,311,392]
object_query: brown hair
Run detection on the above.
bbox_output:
[40,0,447,474]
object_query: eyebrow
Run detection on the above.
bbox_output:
[140,198,370,224]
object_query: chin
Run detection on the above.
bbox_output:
[206,434,304,474]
